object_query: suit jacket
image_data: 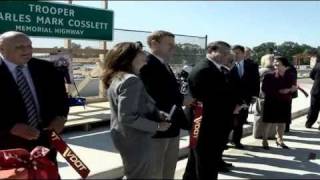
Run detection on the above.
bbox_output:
[108,73,160,166]
[230,59,260,105]
[310,60,320,97]
[188,59,237,137]
[108,73,159,136]
[140,54,189,138]
[0,58,69,151]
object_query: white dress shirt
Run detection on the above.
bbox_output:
[236,60,244,78]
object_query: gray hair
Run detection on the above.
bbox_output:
[260,54,274,68]
[0,31,29,46]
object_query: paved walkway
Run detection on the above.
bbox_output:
[175,115,320,179]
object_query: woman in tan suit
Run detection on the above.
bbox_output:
[102,42,171,179]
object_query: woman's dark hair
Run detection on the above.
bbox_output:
[102,42,141,89]
[274,56,290,67]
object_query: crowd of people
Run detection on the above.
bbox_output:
[102,30,320,179]
[0,30,319,179]
[101,31,307,179]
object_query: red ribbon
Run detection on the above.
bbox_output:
[50,130,90,179]
[189,102,203,149]
[0,146,59,179]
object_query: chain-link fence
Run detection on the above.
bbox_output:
[112,28,207,73]
[33,28,207,97]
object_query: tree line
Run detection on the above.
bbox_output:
[55,41,320,66]
[173,41,320,66]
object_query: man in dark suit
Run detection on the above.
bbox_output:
[184,41,239,179]
[139,30,189,179]
[244,46,260,119]
[0,31,69,164]
[229,45,260,149]
[305,48,320,129]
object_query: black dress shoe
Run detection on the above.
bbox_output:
[305,123,312,128]
[263,146,269,150]
[220,161,233,167]
[262,140,269,150]
[235,143,245,149]
[218,165,230,173]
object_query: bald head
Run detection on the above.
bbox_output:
[0,31,32,65]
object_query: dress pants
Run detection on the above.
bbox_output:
[150,136,180,179]
[183,148,198,180]
[183,127,228,180]
[232,109,249,145]
[306,95,320,127]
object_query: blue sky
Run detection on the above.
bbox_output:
[31,1,320,49]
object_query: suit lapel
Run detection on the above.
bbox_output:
[206,58,224,76]
[0,57,19,90]
[150,54,176,80]
[165,63,176,77]
[0,57,25,105]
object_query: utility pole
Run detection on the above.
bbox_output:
[64,0,72,94]
[64,0,72,50]
[98,0,108,98]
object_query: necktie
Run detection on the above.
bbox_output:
[16,65,39,128]
[237,63,243,78]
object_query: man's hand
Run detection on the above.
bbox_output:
[250,96,258,104]
[279,88,291,94]
[291,85,298,92]
[46,116,66,134]
[0,168,28,179]
[183,97,195,107]
[159,111,170,122]
[10,123,40,140]
[157,122,171,131]
[233,104,242,114]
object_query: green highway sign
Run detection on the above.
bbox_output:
[0,1,114,40]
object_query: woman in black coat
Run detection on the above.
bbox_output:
[261,56,297,149]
